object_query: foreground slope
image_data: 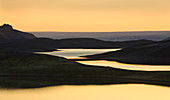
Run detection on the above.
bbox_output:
[1,52,170,88]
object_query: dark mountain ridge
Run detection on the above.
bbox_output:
[0,24,36,42]
[86,38,170,65]
[0,24,161,53]
[0,37,155,52]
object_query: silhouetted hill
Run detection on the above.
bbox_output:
[0,24,155,52]
[87,39,170,65]
[0,24,36,42]
[58,38,154,48]
[0,37,155,52]
[0,38,59,52]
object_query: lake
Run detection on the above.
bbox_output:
[1,49,170,100]
[37,49,170,71]
[36,49,120,59]
[1,84,170,100]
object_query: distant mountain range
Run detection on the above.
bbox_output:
[32,31,170,41]
[0,24,155,52]
[0,37,155,52]
[1,24,170,65]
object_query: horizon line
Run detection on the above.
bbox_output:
[29,30,170,33]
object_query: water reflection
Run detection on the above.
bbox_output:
[36,49,170,71]
[0,84,170,100]
[36,49,120,58]
[77,60,170,71]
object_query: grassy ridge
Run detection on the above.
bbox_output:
[0,52,170,88]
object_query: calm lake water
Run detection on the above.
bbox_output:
[37,49,170,71]
[1,84,170,100]
[78,60,170,71]
[1,49,170,100]
[36,49,120,59]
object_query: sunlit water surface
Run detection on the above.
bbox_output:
[1,49,170,100]
[36,49,120,59]
[77,60,170,71]
[37,49,170,71]
[1,84,170,100]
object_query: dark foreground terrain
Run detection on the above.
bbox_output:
[1,52,170,88]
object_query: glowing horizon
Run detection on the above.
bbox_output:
[1,0,170,32]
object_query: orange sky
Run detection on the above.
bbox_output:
[1,0,170,32]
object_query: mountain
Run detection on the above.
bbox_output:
[0,24,155,52]
[86,39,170,65]
[0,24,36,42]
[32,31,170,41]
[57,38,154,48]
[0,37,155,52]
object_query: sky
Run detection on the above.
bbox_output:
[1,0,170,32]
